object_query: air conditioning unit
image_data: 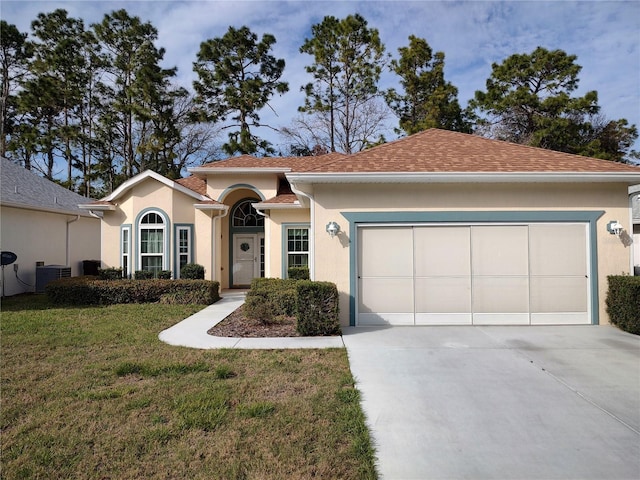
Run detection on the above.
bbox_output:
[36,265,71,293]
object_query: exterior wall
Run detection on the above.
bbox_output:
[310,182,632,326]
[0,206,100,296]
[206,174,278,202]
[100,179,210,278]
[266,208,311,278]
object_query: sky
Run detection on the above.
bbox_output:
[2,0,639,154]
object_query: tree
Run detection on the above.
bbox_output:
[1,21,32,159]
[193,26,288,156]
[469,46,637,162]
[93,9,177,190]
[298,14,389,153]
[386,35,469,134]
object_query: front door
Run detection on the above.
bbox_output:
[232,234,262,286]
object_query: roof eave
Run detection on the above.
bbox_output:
[253,201,303,211]
[78,203,116,211]
[193,203,228,211]
[286,172,640,185]
[103,170,209,202]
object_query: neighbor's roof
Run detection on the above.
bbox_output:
[304,129,640,174]
[0,157,96,216]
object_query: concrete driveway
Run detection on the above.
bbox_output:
[342,325,640,480]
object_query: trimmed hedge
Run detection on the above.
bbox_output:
[296,280,340,336]
[288,266,310,280]
[244,278,298,324]
[134,270,154,280]
[181,263,205,280]
[606,275,640,335]
[45,277,220,306]
[98,267,123,280]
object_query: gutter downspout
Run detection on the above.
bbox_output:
[289,183,315,280]
[212,207,229,285]
[66,215,80,268]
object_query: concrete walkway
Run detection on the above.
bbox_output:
[158,290,344,349]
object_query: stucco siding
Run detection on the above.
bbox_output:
[311,182,632,326]
[207,174,277,202]
[267,209,311,278]
[1,206,99,296]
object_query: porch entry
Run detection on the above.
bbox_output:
[230,198,265,287]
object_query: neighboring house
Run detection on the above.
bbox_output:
[79,129,640,327]
[0,157,100,296]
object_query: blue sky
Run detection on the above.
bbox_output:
[3,0,639,154]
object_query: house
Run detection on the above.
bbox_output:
[79,129,640,327]
[0,157,100,296]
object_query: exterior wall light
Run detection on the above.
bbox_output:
[607,220,623,236]
[326,221,340,238]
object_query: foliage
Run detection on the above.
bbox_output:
[134,269,154,280]
[45,277,220,305]
[157,270,172,280]
[296,280,341,336]
[288,266,310,280]
[386,35,470,135]
[1,296,376,479]
[98,267,123,280]
[470,46,638,162]
[244,278,299,324]
[180,263,205,280]
[296,14,389,154]
[193,26,288,155]
[606,276,640,335]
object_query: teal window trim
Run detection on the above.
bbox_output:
[218,183,266,202]
[134,207,171,273]
[341,211,605,326]
[281,223,310,278]
[174,224,194,278]
[120,224,132,278]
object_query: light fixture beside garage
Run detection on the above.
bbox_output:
[326,221,340,238]
[606,220,624,236]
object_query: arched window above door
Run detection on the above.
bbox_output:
[232,199,264,228]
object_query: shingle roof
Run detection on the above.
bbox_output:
[304,129,640,173]
[175,175,207,195]
[0,157,96,216]
[197,152,346,172]
[259,193,299,204]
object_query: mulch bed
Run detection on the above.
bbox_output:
[207,306,300,337]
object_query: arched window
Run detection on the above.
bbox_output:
[232,199,264,228]
[138,211,165,275]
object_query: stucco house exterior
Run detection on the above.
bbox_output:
[79,129,640,327]
[1,157,100,296]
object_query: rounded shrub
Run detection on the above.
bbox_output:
[181,263,205,280]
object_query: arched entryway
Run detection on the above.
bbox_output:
[229,198,265,287]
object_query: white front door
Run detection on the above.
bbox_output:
[232,234,262,286]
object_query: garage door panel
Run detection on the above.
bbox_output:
[414,227,470,276]
[359,228,413,277]
[359,277,413,314]
[415,277,471,313]
[473,313,530,325]
[472,226,529,275]
[473,276,529,313]
[531,313,589,325]
[530,276,588,313]
[530,224,587,276]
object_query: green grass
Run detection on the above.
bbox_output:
[1,294,377,479]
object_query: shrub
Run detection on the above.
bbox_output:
[244,278,298,324]
[606,275,640,335]
[296,281,341,336]
[98,267,123,280]
[157,270,172,280]
[134,270,154,280]
[45,277,220,305]
[181,263,205,280]
[288,266,310,280]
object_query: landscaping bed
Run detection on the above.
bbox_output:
[208,306,300,337]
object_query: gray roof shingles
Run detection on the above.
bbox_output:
[1,157,94,216]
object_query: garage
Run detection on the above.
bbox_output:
[357,223,590,326]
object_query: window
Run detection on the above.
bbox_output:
[139,211,165,276]
[286,227,309,270]
[232,199,264,227]
[176,226,192,278]
[121,226,131,278]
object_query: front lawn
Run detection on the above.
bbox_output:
[1,295,376,479]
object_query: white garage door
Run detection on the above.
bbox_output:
[357,224,589,326]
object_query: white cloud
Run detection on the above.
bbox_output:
[3,0,639,152]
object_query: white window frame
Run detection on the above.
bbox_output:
[175,225,193,278]
[283,224,310,277]
[137,210,167,276]
[121,225,132,278]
